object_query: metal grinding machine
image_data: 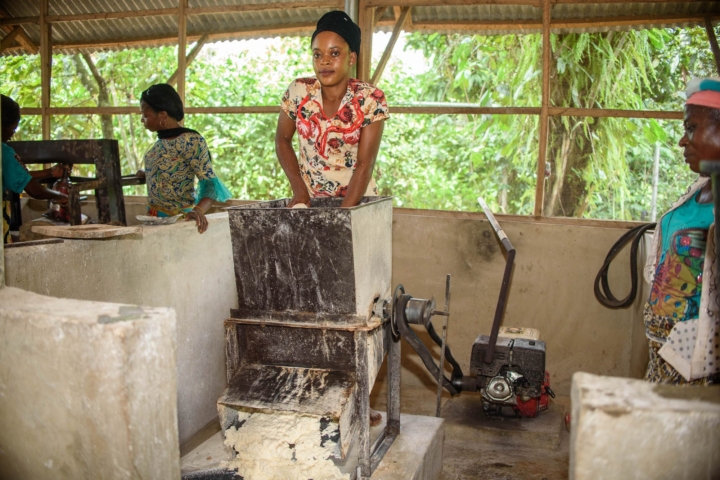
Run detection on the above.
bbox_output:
[374,196,555,419]
[217,195,552,480]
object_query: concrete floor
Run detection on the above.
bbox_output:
[370,383,570,480]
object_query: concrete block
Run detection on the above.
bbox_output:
[570,372,720,480]
[0,287,180,480]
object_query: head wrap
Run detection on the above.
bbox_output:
[140,83,184,121]
[311,11,361,54]
[685,77,720,110]
[1,94,20,128]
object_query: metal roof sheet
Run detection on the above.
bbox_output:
[1,1,718,55]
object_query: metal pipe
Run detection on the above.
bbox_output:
[477,196,516,365]
[435,274,451,417]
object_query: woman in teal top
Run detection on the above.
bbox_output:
[137,84,231,234]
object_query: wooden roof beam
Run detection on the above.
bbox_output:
[0,26,23,53]
[371,7,411,85]
[167,33,209,86]
[3,23,317,53]
[409,14,715,32]
[0,5,38,53]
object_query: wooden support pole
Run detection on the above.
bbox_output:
[357,0,374,82]
[370,7,410,86]
[177,0,188,106]
[167,33,209,86]
[705,18,720,76]
[40,0,51,140]
[533,0,551,217]
[0,26,22,52]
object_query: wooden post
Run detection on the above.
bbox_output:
[357,0,374,82]
[370,6,410,85]
[705,18,720,76]
[177,0,187,107]
[533,0,551,217]
[40,0,51,140]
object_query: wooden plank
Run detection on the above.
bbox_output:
[706,17,720,76]
[533,0,551,217]
[370,7,411,85]
[357,1,375,82]
[188,1,342,16]
[32,22,316,52]
[18,105,683,119]
[40,0,51,140]
[410,14,712,32]
[0,26,22,52]
[46,8,177,23]
[0,6,38,53]
[31,224,142,239]
[167,33,209,86]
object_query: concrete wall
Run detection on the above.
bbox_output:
[4,213,237,446]
[5,202,650,444]
[390,209,650,396]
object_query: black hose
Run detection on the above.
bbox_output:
[594,222,656,309]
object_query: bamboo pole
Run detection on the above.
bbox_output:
[168,34,209,86]
[705,18,720,76]
[40,0,51,140]
[370,7,411,85]
[534,0,551,217]
[177,0,187,106]
[357,0,375,82]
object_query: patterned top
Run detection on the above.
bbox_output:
[143,132,222,216]
[281,77,390,198]
[649,190,714,321]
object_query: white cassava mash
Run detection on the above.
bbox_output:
[223,410,350,480]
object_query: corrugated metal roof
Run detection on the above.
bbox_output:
[1,0,718,55]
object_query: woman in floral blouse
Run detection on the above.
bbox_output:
[137,84,231,233]
[275,10,390,208]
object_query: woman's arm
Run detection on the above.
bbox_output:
[275,112,310,207]
[185,196,213,234]
[23,179,68,204]
[28,163,70,180]
[340,120,385,208]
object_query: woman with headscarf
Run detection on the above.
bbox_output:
[137,83,231,233]
[2,94,68,243]
[643,77,720,385]
[276,10,389,208]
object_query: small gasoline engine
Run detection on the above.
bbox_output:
[377,196,554,418]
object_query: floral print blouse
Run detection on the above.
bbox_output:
[143,132,224,216]
[281,77,390,198]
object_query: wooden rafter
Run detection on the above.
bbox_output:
[370,7,411,85]
[17,105,682,120]
[0,5,37,53]
[0,26,22,53]
[167,34,209,86]
[357,0,375,82]
[2,23,317,53]
[177,0,188,105]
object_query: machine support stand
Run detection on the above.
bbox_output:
[435,274,452,417]
[387,323,401,435]
[356,329,371,480]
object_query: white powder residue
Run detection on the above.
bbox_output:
[223,410,350,480]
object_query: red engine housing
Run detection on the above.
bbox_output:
[514,370,552,418]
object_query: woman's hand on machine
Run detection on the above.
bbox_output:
[288,191,311,208]
[185,206,208,234]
